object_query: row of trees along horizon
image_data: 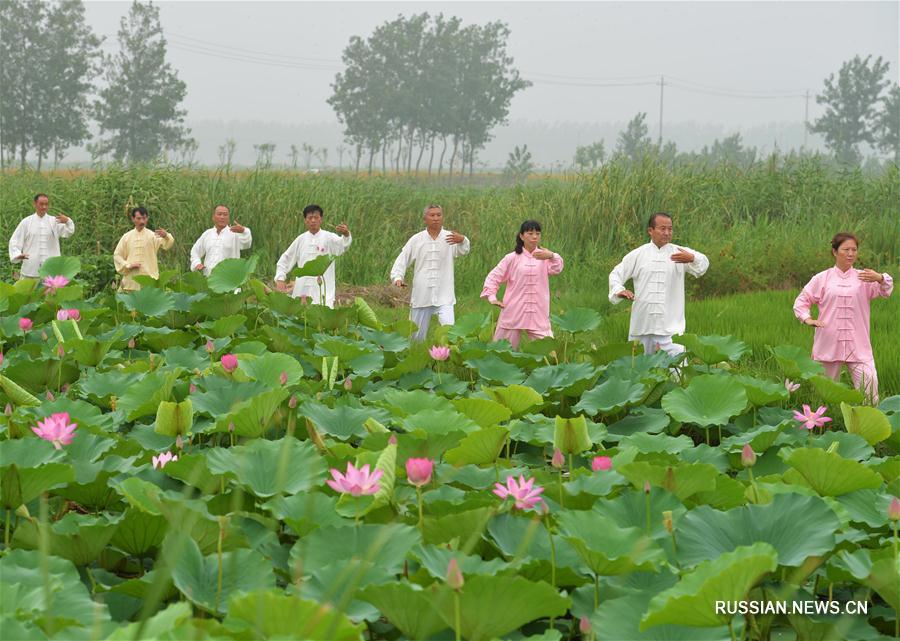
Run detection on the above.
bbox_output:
[1,1,898,175]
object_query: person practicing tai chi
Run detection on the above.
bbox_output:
[8,193,75,280]
[608,212,709,356]
[481,220,563,349]
[189,204,252,276]
[391,204,470,342]
[793,232,893,404]
[274,204,351,308]
[113,206,174,291]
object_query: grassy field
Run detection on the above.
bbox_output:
[370,288,900,396]
[1,161,897,297]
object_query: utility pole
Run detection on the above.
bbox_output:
[658,75,665,147]
[803,89,810,150]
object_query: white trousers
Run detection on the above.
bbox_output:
[632,334,686,357]
[410,305,455,342]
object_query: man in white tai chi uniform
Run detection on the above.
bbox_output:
[608,212,709,356]
[274,204,351,308]
[190,204,252,276]
[8,193,75,279]
[390,204,470,342]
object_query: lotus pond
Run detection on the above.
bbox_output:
[0,256,898,641]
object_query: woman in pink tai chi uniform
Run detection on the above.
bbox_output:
[481,220,564,350]
[793,232,893,403]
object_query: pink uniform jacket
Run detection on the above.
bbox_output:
[793,267,893,362]
[481,249,564,333]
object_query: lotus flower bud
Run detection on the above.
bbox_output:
[61,383,70,394]
[592,456,612,472]
[405,457,433,487]
[446,558,464,591]
[66,309,80,321]
[741,444,757,468]
[18,317,33,331]
[110,396,117,411]
[46,390,55,401]
[228,422,235,433]
[343,376,352,391]
[56,344,65,358]
[889,497,900,521]
[579,616,591,635]
[41,331,48,341]
[279,371,288,386]
[662,510,673,533]
[220,354,238,373]
[388,434,398,446]
[551,448,564,469]
[56,309,69,321]
[189,382,197,394]
[4,403,12,416]
[205,340,215,353]
[643,480,651,495]
[288,394,297,409]
[0,352,4,367]
[127,337,136,349]
[176,434,184,450]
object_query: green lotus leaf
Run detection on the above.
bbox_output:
[2,462,74,509]
[115,477,165,515]
[205,437,325,498]
[140,327,196,350]
[617,461,719,501]
[464,355,527,384]
[239,352,303,387]
[429,575,570,641]
[605,408,671,442]
[0,438,65,468]
[553,415,592,454]
[79,370,144,403]
[0,373,42,406]
[412,544,509,580]
[1,549,112,632]
[558,509,666,575]
[575,377,648,416]
[451,397,512,428]
[809,374,865,405]
[358,582,446,641]
[563,469,628,497]
[105,602,192,640]
[677,333,749,364]
[401,409,479,435]
[109,508,168,557]
[190,378,268,416]
[38,255,81,279]
[487,512,586,569]
[641,543,777,629]
[676,493,840,567]
[840,402,891,445]
[313,335,371,362]
[117,368,182,421]
[223,589,363,641]
[170,536,275,615]
[619,432,695,454]
[772,344,824,380]
[830,489,893,527]
[190,291,245,318]
[207,256,258,293]
[661,375,748,427]
[448,311,491,339]
[198,313,247,339]
[867,555,900,611]
[13,512,121,566]
[372,387,454,415]
[365,438,397,513]
[2,358,79,394]
[783,447,883,496]
[484,384,543,416]
[291,523,420,576]
[591,487,687,539]
[591,341,636,365]
[444,426,509,466]
[155,398,193,437]
[214,387,289,438]
[300,400,379,440]
[551,307,602,333]
[159,345,209,371]
[734,375,790,406]
[262,492,343,537]
[591,592,735,641]
[288,253,333,279]
[117,287,176,317]
[524,362,597,396]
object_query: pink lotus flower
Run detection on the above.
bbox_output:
[429,345,450,361]
[220,354,238,372]
[493,474,545,511]
[741,444,757,467]
[279,371,288,385]
[551,448,565,469]
[592,456,613,472]
[65,309,80,321]
[792,404,832,430]
[446,557,464,591]
[784,379,800,393]
[18,317,33,331]
[57,309,69,321]
[579,617,592,634]
[327,462,383,496]
[31,412,77,449]
[152,451,178,469]
[42,275,69,292]
[0,352,3,367]
[406,458,434,487]
[889,497,900,521]
[205,340,215,354]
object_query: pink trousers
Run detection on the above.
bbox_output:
[493,326,553,349]
[820,360,880,404]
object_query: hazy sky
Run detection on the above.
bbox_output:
[85,1,899,130]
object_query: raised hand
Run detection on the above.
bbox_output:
[446,231,465,245]
[670,247,695,263]
[858,269,885,283]
[55,214,70,224]
[155,228,169,238]
[335,223,350,237]
[533,248,554,260]
[229,222,245,233]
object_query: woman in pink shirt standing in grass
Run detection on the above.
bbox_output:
[793,232,893,403]
[481,220,564,350]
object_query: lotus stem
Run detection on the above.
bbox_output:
[728,619,736,641]
[453,590,461,641]
[545,513,557,629]
[747,468,759,504]
[4,509,9,548]
[557,469,564,508]
[644,491,651,535]
[416,486,424,532]
[593,574,600,609]
[215,517,225,612]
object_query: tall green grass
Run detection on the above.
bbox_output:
[1,160,897,296]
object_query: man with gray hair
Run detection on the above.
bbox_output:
[391,204,470,342]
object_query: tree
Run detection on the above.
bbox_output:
[288,144,299,169]
[253,143,276,169]
[217,138,236,171]
[698,133,757,168]
[574,141,605,170]
[810,55,891,165]
[504,144,533,184]
[615,112,654,163]
[875,84,899,164]
[93,1,189,164]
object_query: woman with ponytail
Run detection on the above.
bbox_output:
[481,220,564,349]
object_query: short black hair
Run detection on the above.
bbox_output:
[34,193,48,202]
[648,212,672,228]
[130,206,149,217]
[213,204,229,212]
[303,204,323,217]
